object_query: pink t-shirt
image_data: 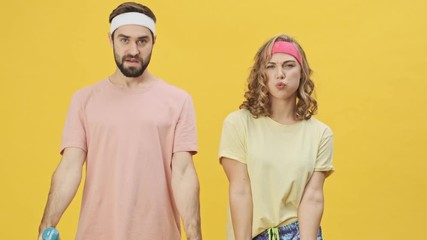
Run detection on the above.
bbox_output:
[61,79,198,240]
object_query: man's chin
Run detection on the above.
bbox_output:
[123,72,144,78]
[120,67,144,78]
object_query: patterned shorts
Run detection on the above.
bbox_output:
[252,221,323,240]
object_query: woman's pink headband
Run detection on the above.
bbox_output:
[271,41,302,65]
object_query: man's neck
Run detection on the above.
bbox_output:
[109,69,156,89]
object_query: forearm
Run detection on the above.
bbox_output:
[39,167,82,229]
[39,149,85,235]
[229,185,252,240]
[172,165,202,240]
[221,158,252,240]
[298,191,324,240]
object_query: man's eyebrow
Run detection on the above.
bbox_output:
[117,34,130,38]
[117,34,150,40]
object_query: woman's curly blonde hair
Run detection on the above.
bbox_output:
[240,34,317,120]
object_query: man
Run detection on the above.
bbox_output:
[38,2,202,240]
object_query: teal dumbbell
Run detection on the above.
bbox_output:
[42,227,59,240]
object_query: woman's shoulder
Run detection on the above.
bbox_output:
[306,117,333,137]
[224,108,254,123]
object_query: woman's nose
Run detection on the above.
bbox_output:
[277,68,285,79]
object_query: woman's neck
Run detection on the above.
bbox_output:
[270,98,298,124]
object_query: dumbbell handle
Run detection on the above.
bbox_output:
[42,227,59,240]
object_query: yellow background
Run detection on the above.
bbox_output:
[1,0,426,239]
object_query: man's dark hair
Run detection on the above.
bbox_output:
[109,2,156,39]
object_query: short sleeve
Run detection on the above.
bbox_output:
[315,127,334,176]
[60,92,87,154]
[218,113,247,164]
[173,95,198,154]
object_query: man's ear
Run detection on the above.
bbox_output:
[108,33,114,47]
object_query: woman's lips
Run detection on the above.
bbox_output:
[276,82,286,89]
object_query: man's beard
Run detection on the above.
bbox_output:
[114,52,152,78]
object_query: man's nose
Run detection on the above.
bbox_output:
[128,42,140,55]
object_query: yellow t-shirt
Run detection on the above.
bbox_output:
[219,109,334,239]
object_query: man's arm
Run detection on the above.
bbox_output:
[171,151,202,240]
[298,171,327,240]
[221,157,252,240]
[38,147,86,239]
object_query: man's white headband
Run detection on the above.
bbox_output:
[110,12,156,35]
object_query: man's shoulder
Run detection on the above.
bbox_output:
[155,79,191,98]
[71,79,107,99]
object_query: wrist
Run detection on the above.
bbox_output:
[186,234,202,240]
[39,221,55,233]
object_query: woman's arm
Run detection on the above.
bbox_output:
[221,157,253,240]
[298,171,327,240]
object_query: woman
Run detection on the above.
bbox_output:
[219,34,334,240]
